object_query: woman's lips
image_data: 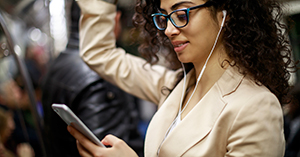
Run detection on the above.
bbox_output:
[173,42,189,53]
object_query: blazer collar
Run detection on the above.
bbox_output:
[145,66,245,157]
[217,66,245,98]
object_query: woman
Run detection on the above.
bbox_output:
[68,0,295,156]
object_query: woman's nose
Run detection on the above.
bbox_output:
[164,20,180,38]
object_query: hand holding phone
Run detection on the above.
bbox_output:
[51,103,106,147]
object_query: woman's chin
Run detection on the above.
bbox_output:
[177,56,190,64]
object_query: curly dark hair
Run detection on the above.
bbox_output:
[132,0,297,104]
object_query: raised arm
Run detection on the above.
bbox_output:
[76,0,179,105]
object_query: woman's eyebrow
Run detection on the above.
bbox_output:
[171,1,194,10]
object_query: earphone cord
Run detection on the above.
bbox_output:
[156,12,226,157]
[179,15,225,115]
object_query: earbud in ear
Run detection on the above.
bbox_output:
[222,10,227,18]
[221,10,227,27]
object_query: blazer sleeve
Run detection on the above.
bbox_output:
[225,92,285,157]
[76,0,179,105]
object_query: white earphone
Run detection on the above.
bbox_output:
[221,10,227,27]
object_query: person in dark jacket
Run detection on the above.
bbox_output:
[284,83,300,157]
[41,1,144,157]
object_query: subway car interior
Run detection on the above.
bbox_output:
[0,0,299,156]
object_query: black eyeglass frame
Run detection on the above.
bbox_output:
[151,1,213,31]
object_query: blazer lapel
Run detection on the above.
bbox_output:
[157,66,244,157]
[145,66,244,157]
[158,83,227,156]
[145,70,194,157]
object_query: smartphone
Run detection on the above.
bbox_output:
[51,103,106,147]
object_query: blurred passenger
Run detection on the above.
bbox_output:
[0,106,35,157]
[0,73,42,156]
[284,83,300,157]
[41,1,144,157]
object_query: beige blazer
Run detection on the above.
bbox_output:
[145,68,285,157]
[77,1,285,156]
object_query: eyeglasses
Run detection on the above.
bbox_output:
[151,2,213,31]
